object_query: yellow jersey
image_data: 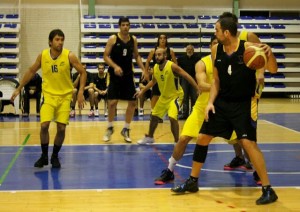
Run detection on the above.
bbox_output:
[41,48,73,96]
[153,60,183,98]
[239,30,248,41]
[197,55,213,105]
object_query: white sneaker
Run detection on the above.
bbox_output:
[121,128,132,143]
[94,109,99,117]
[70,110,75,117]
[138,109,144,116]
[137,136,155,145]
[88,110,94,117]
[104,110,108,117]
[103,127,114,142]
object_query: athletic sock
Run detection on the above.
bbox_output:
[168,156,177,172]
[52,144,62,157]
[124,122,130,129]
[41,143,49,157]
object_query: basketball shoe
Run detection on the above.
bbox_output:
[253,171,262,185]
[171,178,199,193]
[121,128,132,143]
[94,109,99,117]
[154,168,174,185]
[51,155,61,168]
[256,186,278,205]
[137,136,155,145]
[70,109,75,118]
[224,156,246,171]
[103,127,114,142]
[34,154,48,168]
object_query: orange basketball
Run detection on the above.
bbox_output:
[243,46,266,70]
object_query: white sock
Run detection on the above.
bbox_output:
[108,122,113,128]
[168,156,177,172]
[124,122,130,129]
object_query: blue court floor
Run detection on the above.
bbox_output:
[0,143,300,191]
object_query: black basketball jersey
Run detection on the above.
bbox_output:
[108,34,134,76]
[214,40,256,101]
[93,73,107,90]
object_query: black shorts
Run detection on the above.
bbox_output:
[84,90,89,99]
[144,89,152,99]
[97,94,107,101]
[152,83,161,96]
[107,74,136,101]
[200,97,257,141]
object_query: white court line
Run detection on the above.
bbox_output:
[261,119,300,134]
[0,186,297,193]
[178,149,300,175]
[1,142,300,147]
[176,163,300,175]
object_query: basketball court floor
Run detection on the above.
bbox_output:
[0,98,300,211]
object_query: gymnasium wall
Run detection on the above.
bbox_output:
[1,0,300,77]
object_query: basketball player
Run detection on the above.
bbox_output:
[145,34,177,117]
[103,16,148,143]
[220,12,277,183]
[11,29,87,168]
[171,15,278,205]
[154,35,218,185]
[135,48,199,145]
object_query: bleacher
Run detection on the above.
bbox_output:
[0,13,21,114]
[80,14,300,93]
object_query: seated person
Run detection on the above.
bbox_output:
[0,78,20,115]
[23,73,42,116]
[93,63,109,117]
[70,64,94,117]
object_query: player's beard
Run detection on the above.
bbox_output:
[156,59,164,65]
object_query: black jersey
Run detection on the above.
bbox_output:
[93,73,107,90]
[214,40,256,101]
[72,71,93,89]
[108,34,134,76]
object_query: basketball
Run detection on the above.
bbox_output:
[243,46,267,70]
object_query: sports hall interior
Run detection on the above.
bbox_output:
[0,0,300,211]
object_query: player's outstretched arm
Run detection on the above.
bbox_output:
[11,54,41,102]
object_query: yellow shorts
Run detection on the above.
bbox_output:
[181,99,206,138]
[40,93,72,124]
[152,95,182,120]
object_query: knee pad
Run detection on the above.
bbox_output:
[193,144,208,163]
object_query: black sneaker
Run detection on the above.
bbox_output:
[238,161,253,172]
[171,178,199,193]
[34,154,48,168]
[121,128,132,143]
[256,186,278,205]
[253,171,262,185]
[224,156,246,170]
[51,156,61,168]
[154,169,174,185]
